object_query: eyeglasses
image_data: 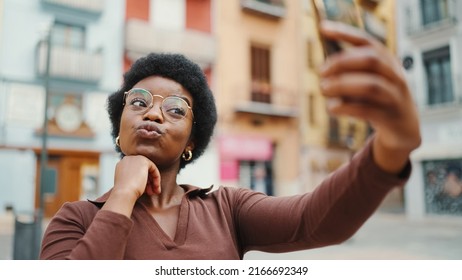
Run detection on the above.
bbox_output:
[123,88,194,122]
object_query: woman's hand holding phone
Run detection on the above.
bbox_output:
[318,20,421,175]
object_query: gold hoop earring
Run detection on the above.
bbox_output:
[115,136,120,147]
[182,150,193,161]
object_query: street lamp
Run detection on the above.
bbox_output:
[13,23,53,260]
[39,24,53,213]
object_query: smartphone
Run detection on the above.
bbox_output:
[311,0,364,57]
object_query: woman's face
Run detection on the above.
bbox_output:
[118,76,195,170]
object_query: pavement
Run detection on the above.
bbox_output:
[1,209,462,260]
[245,210,462,260]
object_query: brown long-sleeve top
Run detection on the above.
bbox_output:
[40,139,410,260]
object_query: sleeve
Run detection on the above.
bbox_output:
[235,137,410,254]
[39,202,133,260]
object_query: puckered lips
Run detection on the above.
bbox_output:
[135,122,163,139]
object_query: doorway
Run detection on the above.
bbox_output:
[35,150,99,218]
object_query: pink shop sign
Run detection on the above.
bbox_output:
[220,160,239,180]
[219,135,273,161]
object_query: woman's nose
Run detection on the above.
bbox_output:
[142,105,164,122]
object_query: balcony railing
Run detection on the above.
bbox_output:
[233,83,298,118]
[36,41,103,83]
[240,0,286,19]
[405,0,458,35]
[125,19,216,69]
[41,0,104,15]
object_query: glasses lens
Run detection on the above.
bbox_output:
[162,97,189,121]
[126,89,152,111]
[125,89,191,122]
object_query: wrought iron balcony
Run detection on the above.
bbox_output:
[233,83,298,118]
[41,0,104,16]
[36,41,103,83]
[405,0,458,36]
[240,0,286,19]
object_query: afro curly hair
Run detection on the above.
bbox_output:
[107,53,217,170]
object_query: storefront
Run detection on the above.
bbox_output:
[219,135,273,195]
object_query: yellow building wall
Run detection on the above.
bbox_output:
[214,1,304,196]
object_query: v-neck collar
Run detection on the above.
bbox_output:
[88,184,214,248]
[135,193,189,248]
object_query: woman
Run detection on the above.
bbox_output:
[40,21,421,260]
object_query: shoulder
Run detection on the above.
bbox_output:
[205,185,252,198]
[51,200,100,230]
[182,184,258,203]
[58,200,100,216]
[202,185,269,208]
[184,185,269,222]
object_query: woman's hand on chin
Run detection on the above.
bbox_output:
[102,155,161,218]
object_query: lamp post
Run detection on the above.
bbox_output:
[39,25,52,212]
[13,24,53,260]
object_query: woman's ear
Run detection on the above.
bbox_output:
[185,141,195,152]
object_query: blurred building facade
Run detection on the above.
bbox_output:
[397,0,462,219]
[214,0,302,196]
[0,0,124,217]
[3,0,453,221]
[0,0,221,217]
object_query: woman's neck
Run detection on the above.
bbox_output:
[141,169,185,209]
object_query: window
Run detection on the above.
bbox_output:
[52,22,85,49]
[423,159,462,216]
[420,0,450,25]
[251,45,271,103]
[239,160,273,195]
[423,46,454,106]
